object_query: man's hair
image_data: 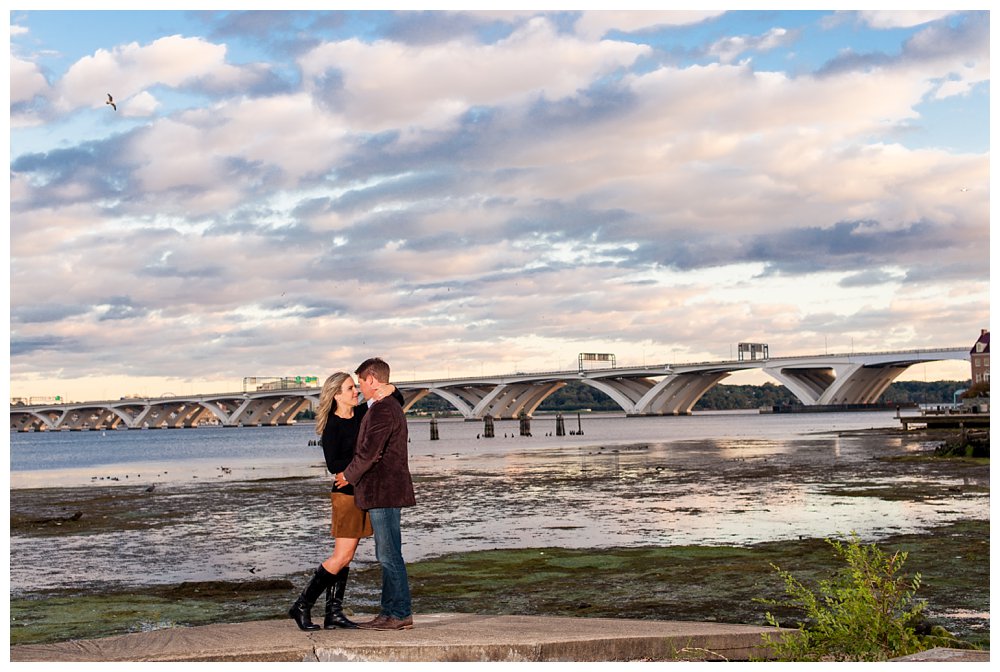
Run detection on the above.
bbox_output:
[355,357,390,383]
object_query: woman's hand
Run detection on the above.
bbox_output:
[374,383,396,401]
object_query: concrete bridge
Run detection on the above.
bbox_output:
[9,347,969,431]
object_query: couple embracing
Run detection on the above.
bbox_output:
[288,356,416,631]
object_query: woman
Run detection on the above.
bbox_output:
[288,371,402,631]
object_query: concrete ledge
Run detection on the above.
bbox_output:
[891,647,989,663]
[11,613,788,662]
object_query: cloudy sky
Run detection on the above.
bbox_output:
[8,7,991,402]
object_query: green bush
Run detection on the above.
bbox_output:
[759,533,928,661]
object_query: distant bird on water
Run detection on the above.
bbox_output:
[106,93,116,111]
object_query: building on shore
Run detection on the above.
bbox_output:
[970,329,990,385]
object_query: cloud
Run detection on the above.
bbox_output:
[54,35,276,113]
[839,269,904,288]
[855,10,957,29]
[298,16,650,132]
[10,335,83,356]
[12,304,90,324]
[296,299,349,319]
[708,27,797,64]
[574,10,724,40]
[817,10,988,102]
[10,55,49,103]
[10,55,52,126]
[138,256,224,279]
[383,10,512,45]
[742,220,944,274]
[119,90,160,116]
[120,93,351,202]
[209,9,310,42]
[8,10,988,397]
[98,297,150,321]
[10,136,133,211]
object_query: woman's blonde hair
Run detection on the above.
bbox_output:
[314,372,352,436]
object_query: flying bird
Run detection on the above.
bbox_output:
[106,93,116,111]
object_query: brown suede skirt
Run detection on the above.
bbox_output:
[330,492,373,538]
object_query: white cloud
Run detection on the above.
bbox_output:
[856,11,957,29]
[55,35,261,112]
[299,16,650,132]
[121,92,351,201]
[708,27,794,64]
[119,90,160,116]
[574,10,724,40]
[10,55,49,102]
[902,20,989,100]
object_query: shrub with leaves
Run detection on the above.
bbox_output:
[759,533,928,661]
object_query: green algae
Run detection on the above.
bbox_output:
[10,593,286,646]
[406,521,988,647]
[815,482,990,501]
[10,581,294,646]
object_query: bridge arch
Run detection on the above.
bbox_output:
[637,371,732,415]
[761,349,969,406]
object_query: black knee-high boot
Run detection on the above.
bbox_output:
[324,566,358,629]
[289,565,336,631]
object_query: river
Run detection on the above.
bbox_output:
[8,410,989,595]
[9,409,923,486]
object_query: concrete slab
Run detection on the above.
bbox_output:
[10,613,788,662]
[891,647,990,663]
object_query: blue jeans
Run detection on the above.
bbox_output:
[368,507,412,618]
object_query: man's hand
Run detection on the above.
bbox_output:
[334,472,349,489]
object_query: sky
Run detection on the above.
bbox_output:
[7,5,992,402]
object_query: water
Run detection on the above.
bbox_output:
[9,423,323,488]
[9,411,989,596]
[10,410,900,488]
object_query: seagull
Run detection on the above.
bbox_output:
[106,93,116,111]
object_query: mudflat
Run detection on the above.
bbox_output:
[9,427,989,648]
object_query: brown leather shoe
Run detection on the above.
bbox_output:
[356,614,389,630]
[369,615,414,630]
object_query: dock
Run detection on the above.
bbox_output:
[898,412,990,430]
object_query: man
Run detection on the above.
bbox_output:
[335,357,416,630]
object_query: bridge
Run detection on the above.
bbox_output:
[9,347,969,431]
